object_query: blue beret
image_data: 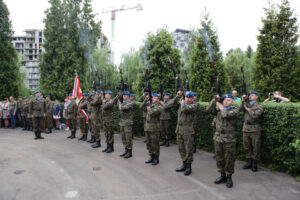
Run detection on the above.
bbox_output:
[83,93,88,96]
[222,94,234,99]
[34,90,40,94]
[45,95,50,97]
[130,94,135,97]
[248,91,258,95]
[105,90,112,95]
[193,92,197,96]
[185,91,193,98]
[23,96,28,99]
[152,93,159,97]
[88,92,92,95]
[95,90,100,94]
[122,91,130,95]
[69,93,73,97]
[164,92,170,96]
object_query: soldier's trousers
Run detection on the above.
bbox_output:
[194,124,198,147]
[88,117,92,135]
[160,120,172,140]
[120,125,132,150]
[68,119,77,133]
[104,122,114,144]
[243,131,261,161]
[146,131,160,156]
[80,118,88,136]
[28,117,33,129]
[91,117,100,142]
[22,116,27,128]
[177,132,194,163]
[215,141,236,174]
[33,116,44,133]
[46,115,53,129]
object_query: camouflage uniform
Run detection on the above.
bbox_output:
[239,101,263,161]
[119,100,134,150]
[21,101,29,130]
[46,100,53,131]
[78,99,89,137]
[160,99,173,142]
[29,97,46,138]
[140,97,151,147]
[207,99,239,175]
[176,97,198,164]
[66,100,78,134]
[89,95,102,142]
[80,99,93,139]
[192,101,200,151]
[102,94,119,145]
[145,102,162,157]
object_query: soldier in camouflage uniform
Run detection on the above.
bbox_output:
[159,92,173,147]
[144,93,162,165]
[175,91,198,176]
[66,94,78,139]
[29,90,46,140]
[78,93,89,141]
[88,91,102,148]
[45,95,53,134]
[81,92,95,143]
[118,91,135,159]
[101,91,120,153]
[139,92,150,143]
[240,91,264,172]
[192,92,199,153]
[21,97,29,131]
[207,94,239,188]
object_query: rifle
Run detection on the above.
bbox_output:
[159,75,163,98]
[168,56,184,95]
[145,68,152,104]
[117,68,129,102]
[241,66,249,104]
[184,69,190,91]
[210,61,222,102]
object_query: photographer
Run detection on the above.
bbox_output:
[263,91,290,103]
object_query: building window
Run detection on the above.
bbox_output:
[29,44,32,48]
[39,32,42,36]
[39,50,42,54]
[39,38,42,43]
[29,56,33,60]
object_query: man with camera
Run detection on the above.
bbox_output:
[263,91,290,103]
[240,91,264,172]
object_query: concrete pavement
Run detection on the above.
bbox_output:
[0,128,299,200]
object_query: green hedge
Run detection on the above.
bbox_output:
[112,102,300,178]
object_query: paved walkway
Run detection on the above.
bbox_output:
[0,128,299,200]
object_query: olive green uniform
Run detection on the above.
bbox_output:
[176,96,198,164]
[46,100,53,130]
[119,100,134,150]
[29,97,46,134]
[21,102,29,129]
[192,101,200,150]
[66,100,78,133]
[78,99,89,136]
[89,95,102,142]
[207,99,239,175]
[160,99,173,141]
[239,101,263,161]
[102,94,119,145]
[145,102,162,156]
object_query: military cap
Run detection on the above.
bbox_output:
[222,94,234,99]
[164,92,170,96]
[3,97,8,100]
[248,91,258,95]
[88,92,92,95]
[152,93,159,97]
[130,94,135,97]
[83,93,88,96]
[34,90,40,94]
[45,95,50,97]
[69,93,73,97]
[95,90,101,94]
[122,91,130,95]
[193,92,197,96]
[23,96,28,99]
[105,90,112,95]
[185,91,194,98]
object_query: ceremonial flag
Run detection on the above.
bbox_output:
[72,74,88,123]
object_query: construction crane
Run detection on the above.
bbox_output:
[99,3,143,65]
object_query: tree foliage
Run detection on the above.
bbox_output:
[254,0,300,101]
[189,14,227,101]
[0,0,21,98]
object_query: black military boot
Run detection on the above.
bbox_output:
[145,155,154,164]
[106,144,114,153]
[243,158,252,169]
[70,131,76,139]
[226,174,233,188]
[214,172,227,184]
[252,160,258,172]
[49,128,52,133]
[67,132,73,138]
[152,156,159,166]
[165,140,170,147]
[38,132,44,139]
[175,162,187,172]
[193,146,197,153]
[22,126,26,131]
[123,149,132,159]
[184,163,192,176]
[120,148,128,157]
[87,136,96,143]
[82,134,87,141]
[34,132,39,140]
[46,129,50,134]
[30,126,33,131]
[160,139,166,146]
[78,135,85,141]
[91,141,101,148]
[102,143,109,152]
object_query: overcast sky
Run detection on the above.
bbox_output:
[4,0,300,65]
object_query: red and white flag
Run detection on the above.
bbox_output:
[72,75,88,123]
